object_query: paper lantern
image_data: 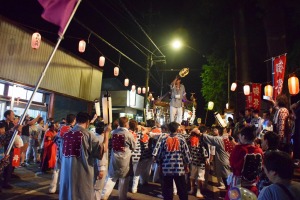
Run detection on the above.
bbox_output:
[94,99,101,116]
[208,101,214,110]
[142,87,146,94]
[31,32,41,49]
[102,93,112,124]
[78,40,86,53]
[137,87,141,94]
[131,85,136,92]
[114,66,119,76]
[243,85,250,95]
[124,78,129,86]
[231,82,237,91]
[264,84,273,97]
[99,56,105,67]
[288,75,299,95]
[226,103,229,109]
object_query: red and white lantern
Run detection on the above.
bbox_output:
[31,32,41,49]
[114,66,119,76]
[231,82,237,91]
[78,40,86,53]
[264,84,273,97]
[137,87,141,94]
[99,56,105,67]
[243,84,250,95]
[288,75,299,95]
[142,87,146,94]
[124,78,129,87]
[131,85,136,92]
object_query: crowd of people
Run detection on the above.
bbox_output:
[0,93,299,200]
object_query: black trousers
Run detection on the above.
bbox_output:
[162,175,188,200]
[2,151,13,186]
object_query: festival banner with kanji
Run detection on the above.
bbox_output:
[246,92,253,108]
[273,55,287,100]
[251,83,262,110]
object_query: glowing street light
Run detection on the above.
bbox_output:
[171,39,183,50]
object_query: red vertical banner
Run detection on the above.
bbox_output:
[246,92,253,108]
[273,55,287,100]
[251,83,262,110]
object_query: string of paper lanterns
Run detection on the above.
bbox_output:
[31,32,150,96]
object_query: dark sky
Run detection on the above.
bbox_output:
[0,0,207,113]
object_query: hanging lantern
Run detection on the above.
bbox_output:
[31,32,41,49]
[124,78,129,87]
[226,103,229,109]
[94,99,101,117]
[102,92,112,124]
[131,85,136,92]
[231,82,237,91]
[114,66,119,76]
[142,87,146,94]
[288,75,299,95]
[137,87,141,94]
[264,84,273,97]
[78,40,86,53]
[243,85,250,95]
[99,56,105,67]
[208,101,214,110]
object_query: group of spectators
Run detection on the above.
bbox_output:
[0,93,299,200]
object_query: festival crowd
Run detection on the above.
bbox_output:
[0,94,300,200]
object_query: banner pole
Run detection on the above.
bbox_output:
[5,0,82,157]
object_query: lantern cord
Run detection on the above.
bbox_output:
[118,54,122,66]
[85,0,149,57]
[264,53,287,62]
[87,32,92,44]
[118,0,165,57]
[74,18,146,71]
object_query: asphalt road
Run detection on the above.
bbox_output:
[0,163,217,200]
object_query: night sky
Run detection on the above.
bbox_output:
[1,0,300,120]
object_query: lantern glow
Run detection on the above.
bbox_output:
[31,32,41,49]
[114,67,119,76]
[131,85,136,92]
[288,76,299,95]
[78,40,86,53]
[264,84,273,97]
[124,78,129,87]
[243,85,250,95]
[231,82,237,91]
[142,87,146,94]
[99,56,105,67]
[137,87,141,94]
[208,101,214,110]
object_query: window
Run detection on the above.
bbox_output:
[0,84,4,95]
[8,86,44,103]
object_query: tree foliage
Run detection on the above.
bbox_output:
[200,55,228,113]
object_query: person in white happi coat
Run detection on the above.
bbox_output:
[101,117,136,200]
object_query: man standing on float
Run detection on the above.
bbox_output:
[170,76,186,124]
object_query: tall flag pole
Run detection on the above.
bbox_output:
[5,0,82,157]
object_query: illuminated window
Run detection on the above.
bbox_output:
[8,86,44,103]
[0,84,4,95]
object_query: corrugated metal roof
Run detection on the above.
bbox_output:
[0,17,102,101]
